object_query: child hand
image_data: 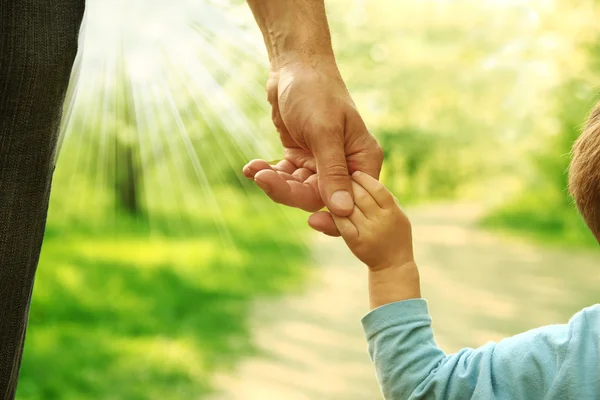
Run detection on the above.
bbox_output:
[332,171,414,271]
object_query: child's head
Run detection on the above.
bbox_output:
[569,101,600,243]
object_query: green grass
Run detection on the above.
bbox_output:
[481,190,598,249]
[17,194,310,400]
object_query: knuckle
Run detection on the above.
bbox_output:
[266,89,279,106]
[374,142,385,162]
[373,183,387,195]
[374,186,392,202]
[321,162,349,178]
[271,114,280,126]
[272,118,286,133]
[271,114,288,136]
[355,190,369,202]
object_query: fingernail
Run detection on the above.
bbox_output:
[244,168,255,178]
[331,190,353,210]
[255,179,270,194]
[352,171,362,178]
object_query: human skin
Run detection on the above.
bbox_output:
[333,172,421,309]
[244,0,384,237]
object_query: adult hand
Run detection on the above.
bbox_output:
[243,57,383,236]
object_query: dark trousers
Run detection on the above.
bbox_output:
[0,1,85,397]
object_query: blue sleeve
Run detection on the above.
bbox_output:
[361,299,600,400]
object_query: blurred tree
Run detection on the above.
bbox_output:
[483,28,600,245]
[114,53,143,216]
[47,0,600,238]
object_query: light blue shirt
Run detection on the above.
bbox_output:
[361,299,600,400]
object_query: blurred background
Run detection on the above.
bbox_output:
[16,0,600,399]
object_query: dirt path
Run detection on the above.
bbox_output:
[208,203,599,399]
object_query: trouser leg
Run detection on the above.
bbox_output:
[0,1,85,397]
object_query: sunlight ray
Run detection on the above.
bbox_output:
[186,24,270,107]
[161,79,235,246]
[168,33,277,159]
[167,61,256,190]
[59,77,97,220]
[166,48,275,161]
[53,0,305,244]
[146,83,197,235]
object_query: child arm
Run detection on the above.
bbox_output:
[333,172,600,400]
[363,300,600,400]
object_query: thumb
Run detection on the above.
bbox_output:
[313,134,353,217]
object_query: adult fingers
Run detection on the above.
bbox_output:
[243,159,274,179]
[254,170,323,212]
[292,168,313,182]
[307,211,341,237]
[312,132,353,217]
[274,159,296,174]
[244,159,308,181]
[351,171,395,209]
[244,158,314,180]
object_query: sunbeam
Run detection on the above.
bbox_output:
[20,1,600,398]
[54,0,297,246]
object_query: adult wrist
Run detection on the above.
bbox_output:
[247,0,336,70]
[267,24,336,70]
[271,48,336,71]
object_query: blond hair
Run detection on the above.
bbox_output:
[569,102,600,240]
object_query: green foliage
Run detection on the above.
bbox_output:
[19,1,600,397]
[328,0,600,245]
[19,193,309,400]
[483,78,600,246]
[378,128,486,203]
[327,0,585,205]
[34,55,310,395]
[22,12,304,397]
[483,188,598,248]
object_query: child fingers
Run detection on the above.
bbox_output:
[332,214,359,240]
[352,171,395,209]
[347,204,367,227]
[351,180,380,216]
